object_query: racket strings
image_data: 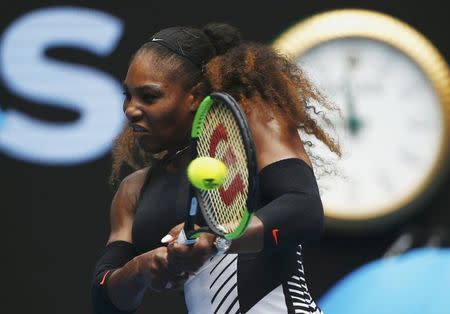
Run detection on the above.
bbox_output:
[197,102,250,235]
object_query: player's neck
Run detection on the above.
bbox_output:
[164,143,191,172]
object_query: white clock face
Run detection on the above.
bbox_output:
[298,38,444,220]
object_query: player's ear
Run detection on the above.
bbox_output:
[189,98,201,112]
[185,94,200,112]
[187,82,205,112]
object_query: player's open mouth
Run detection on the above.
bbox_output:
[130,124,149,133]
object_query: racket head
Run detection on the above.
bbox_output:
[191,92,258,240]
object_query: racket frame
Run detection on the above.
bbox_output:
[181,92,258,242]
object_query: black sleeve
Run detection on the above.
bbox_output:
[254,158,324,249]
[91,241,138,314]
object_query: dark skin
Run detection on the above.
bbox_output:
[106,51,312,311]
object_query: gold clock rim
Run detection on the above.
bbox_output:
[272,9,450,222]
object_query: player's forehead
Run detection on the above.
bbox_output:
[124,52,170,87]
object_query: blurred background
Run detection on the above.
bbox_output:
[1,1,448,313]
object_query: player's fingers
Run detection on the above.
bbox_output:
[161,234,173,243]
[167,246,204,272]
[168,241,193,255]
[166,254,185,275]
[161,223,185,244]
[169,258,202,273]
[194,234,216,257]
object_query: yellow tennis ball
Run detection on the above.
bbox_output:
[187,157,228,190]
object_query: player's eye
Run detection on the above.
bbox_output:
[122,90,131,101]
[141,93,157,104]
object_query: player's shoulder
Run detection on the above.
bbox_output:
[122,166,150,183]
[118,166,150,194]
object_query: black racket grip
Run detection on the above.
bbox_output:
[178,195,198,245]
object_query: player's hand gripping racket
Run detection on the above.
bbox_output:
[177,92,258,244]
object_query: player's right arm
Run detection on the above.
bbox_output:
[92,168,184,313]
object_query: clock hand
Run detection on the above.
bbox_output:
[344,80,363,135]
[344,56,363,136]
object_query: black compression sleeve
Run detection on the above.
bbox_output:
[91,241,137,314]
[254,158,324,249]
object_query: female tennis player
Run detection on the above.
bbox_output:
[92,23,340,314]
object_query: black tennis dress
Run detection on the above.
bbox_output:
[132,158,323,314]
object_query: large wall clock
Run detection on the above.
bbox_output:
[273,9,450,231]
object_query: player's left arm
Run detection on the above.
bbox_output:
[234,107,323,251]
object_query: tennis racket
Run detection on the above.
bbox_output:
[177,92,258,244]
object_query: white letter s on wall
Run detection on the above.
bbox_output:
[0,7,124,164]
